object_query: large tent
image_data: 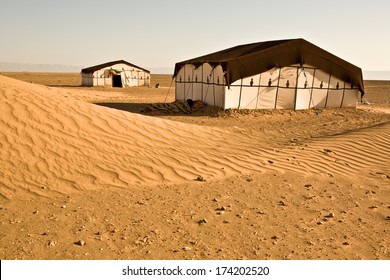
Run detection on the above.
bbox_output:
[81,60,150,87]
[174,39,364,110]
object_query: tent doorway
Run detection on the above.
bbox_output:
[112,75,123,87]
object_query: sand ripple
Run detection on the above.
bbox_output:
[1,75,389,200]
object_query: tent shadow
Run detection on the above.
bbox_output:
[47,85,83,88]
[94,102,221,117]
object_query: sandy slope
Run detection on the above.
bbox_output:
[0,75,389,259]
[0,75,258,199]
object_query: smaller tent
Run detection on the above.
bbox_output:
[81,60,150,87]
[174,39,364,110]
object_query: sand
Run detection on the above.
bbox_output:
[0,73,389,260]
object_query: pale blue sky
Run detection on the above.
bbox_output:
[1,0,389,72]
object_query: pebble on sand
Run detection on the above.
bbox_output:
[74,240,86,246]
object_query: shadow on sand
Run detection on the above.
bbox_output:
[94,102,221,117]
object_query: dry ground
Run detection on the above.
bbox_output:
[0,72,389,260]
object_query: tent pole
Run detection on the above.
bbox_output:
[191,65,194,100]
[238,79,243,109]
[324,74,332,108]
[294,67,299,110]
[184,65,186,101]
[201,64,204,102]
[203,67,211,103]
[256,73,262,109]
[184,65,193,100]
[274,68,282,109]
[213,67,216,106]
[164,76,175,103]
[95,70,98,86]
[340,81,346,108]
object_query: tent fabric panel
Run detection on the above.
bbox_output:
[81,73,93,86]
[260,68,280,87]
[275,88,295,109]
[224,86,241,109]
[311,88,328,108]
[203,64,216,106]
[238,74,261,109]
[295,67,315,109]
[329,75,343,90]
[298,67,315,89]
[241,74,260,87]
[326,90,344,108]
[257,87,277,109]
[312,69,330,90]
[183,64,194,100]
[342,89,359,107]
[202,63,213,105]
[175,66,186,101]
[295,88,311,110]
[239,86,260,109]
[192,66,203,101]
[279,67,297,89]
[213,65,225,107]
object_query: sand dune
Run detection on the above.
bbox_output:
[1,75,389,201]
[0,76,246,199]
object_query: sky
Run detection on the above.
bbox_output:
[1,0,390,74]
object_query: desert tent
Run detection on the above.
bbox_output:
[174,39,364,110]
[81,60,150,87]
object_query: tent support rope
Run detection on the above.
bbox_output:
[163,77,175,103]
[309,68,316,108]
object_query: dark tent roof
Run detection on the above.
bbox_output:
[174,39,364,94]
[81,60,150,74]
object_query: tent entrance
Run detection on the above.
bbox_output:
[112,75,123,87]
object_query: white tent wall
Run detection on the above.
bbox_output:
[82,63,150,87]
[310,68,330,108]
[226,74,260,109]
[193,66,203,101]
[202,63,214,106]
[342,85,360,107]
[326,76,345,108]
[257,69,279,109]
[295,67,315,110]
[275,67,297,109]
[81,73,94,86]
[175,66,185,100]
[175,63,225,107]
[174,63,359,110]
[183,64,194,100]
[213,65,225,107]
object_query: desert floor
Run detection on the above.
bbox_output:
[0,72,389,260]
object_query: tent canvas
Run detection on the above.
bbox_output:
[81,60,150,87]
[174,39,364,110]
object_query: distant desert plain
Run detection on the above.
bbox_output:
[0,72,389,260]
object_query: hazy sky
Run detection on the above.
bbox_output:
[1,0,389,72]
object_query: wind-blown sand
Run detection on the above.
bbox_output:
[0,74,389,259]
